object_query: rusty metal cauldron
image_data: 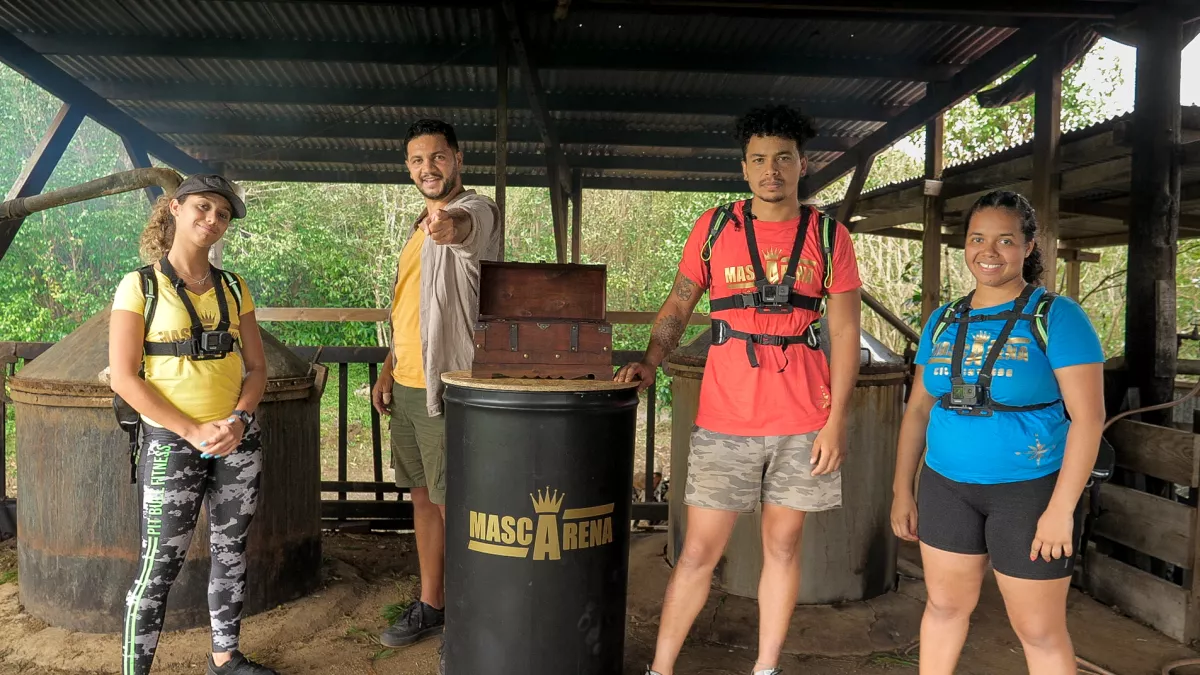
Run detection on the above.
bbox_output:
[8,310,327,633]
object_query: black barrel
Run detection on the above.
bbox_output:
[442,372,640,675]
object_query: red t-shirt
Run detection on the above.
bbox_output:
[679,202,862,436]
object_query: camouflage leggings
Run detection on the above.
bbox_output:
[121,422,263,675]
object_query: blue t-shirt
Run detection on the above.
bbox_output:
[915,287,1104,484]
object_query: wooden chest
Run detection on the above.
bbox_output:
[471,262,613,379]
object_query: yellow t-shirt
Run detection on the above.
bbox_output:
[112,267,256,427]
[391,229,426,388]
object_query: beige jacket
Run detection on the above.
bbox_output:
[393,190,501,417]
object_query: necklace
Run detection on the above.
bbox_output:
[178,267,212,286]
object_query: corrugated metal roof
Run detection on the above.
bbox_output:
[0,0,1046,191]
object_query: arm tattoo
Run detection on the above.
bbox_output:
[651,314,685,354]
[674,277,698,302]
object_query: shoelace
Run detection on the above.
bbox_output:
[401,602,426,627]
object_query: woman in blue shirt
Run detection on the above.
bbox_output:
[891,190,1105,674]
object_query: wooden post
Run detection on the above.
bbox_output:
[500,0,572,262]
[570,168,582,264]
[549,176,568,263]
[836,153,873,226]
[207,161,226,268]
[495,36,508,262]
[0,103,84,262]
[121,138,163,205]
[1126,8,1183,425]
[1064,255,1082,300]
[921,115,945,324]
[1032,44,1063,290]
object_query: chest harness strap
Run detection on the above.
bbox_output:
[708,201,825,369]
[937,284,1061,417]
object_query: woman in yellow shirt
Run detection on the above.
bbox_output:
[108,174,275,675]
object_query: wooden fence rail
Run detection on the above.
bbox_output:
[1085,417,1200,642]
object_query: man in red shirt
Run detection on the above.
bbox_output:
[616,105,862,675]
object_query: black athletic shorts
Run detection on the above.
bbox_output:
[916,464,1083,580]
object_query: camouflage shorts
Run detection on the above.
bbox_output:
[684,426,842,513]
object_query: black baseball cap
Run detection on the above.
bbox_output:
[173,174,247,219]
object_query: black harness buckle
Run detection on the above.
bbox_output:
[754,334,786,346]
[711,319,732,346]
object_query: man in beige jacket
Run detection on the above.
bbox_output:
[371,120,501,670]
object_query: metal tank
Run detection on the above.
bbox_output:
[9,309,325,633]
[663,327,907,604]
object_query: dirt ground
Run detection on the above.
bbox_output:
[0,533,1196,675]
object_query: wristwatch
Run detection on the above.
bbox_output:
[231,409,254,425]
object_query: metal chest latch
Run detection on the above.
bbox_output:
[570,324,579,352]
[509,323,520,352]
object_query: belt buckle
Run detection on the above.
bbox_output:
[757,334,784,347]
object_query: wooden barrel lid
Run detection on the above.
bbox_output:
[441,370,639,393]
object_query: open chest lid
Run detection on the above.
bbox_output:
[478,261,607,322]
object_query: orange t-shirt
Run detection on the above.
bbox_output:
[391,229,426,388]
[678,202,861,436]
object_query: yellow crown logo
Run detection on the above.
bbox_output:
[530,487,565,514]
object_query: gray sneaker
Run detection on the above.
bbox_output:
[206,651,278,675]
[380,601,445,648]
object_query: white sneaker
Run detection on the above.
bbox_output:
[753,669,782,675]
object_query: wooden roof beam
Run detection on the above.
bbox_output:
[565,0,1134,21]
[802,21,1077,197]
[223,167,746,193]
[1060,197,1200,231]
[187,146,742,175]
[870,226,1101,261]
[90,82,904,123]
[0,31,208,176]
[143,115,857,152]
[20,34,957,81]
[212,0,1134,23]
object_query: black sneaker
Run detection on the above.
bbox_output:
[206,651,278,675]
[380,601,445,648]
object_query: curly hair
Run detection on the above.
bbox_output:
[138,195,178,262]
[733,105,817,156]
[963,190,1045,286]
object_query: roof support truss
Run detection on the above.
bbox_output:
[0,103,84,262]
[0,30,207,177]
[802,20,1076,197]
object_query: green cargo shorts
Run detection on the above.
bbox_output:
[390,383,446,505]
